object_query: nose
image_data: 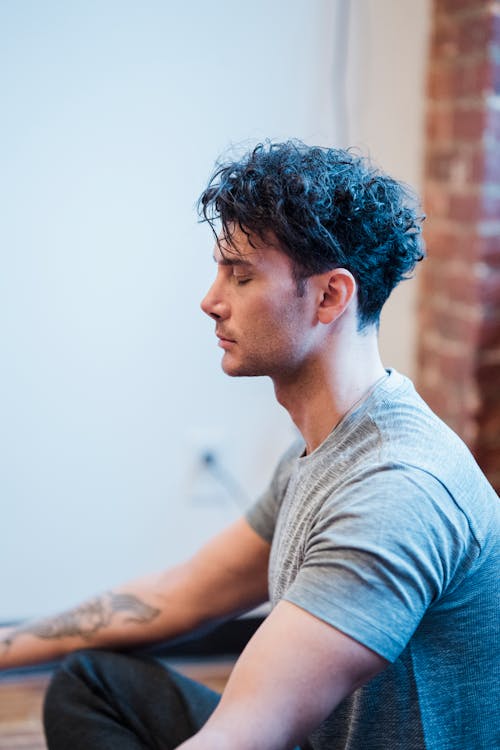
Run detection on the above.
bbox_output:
[200,277,229,321]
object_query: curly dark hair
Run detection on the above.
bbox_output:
[198,140,425,329]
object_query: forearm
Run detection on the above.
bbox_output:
[175,681,302,750]
[176,725,267,750]
[0,566,206,671]
[0,520,270,672]
[176,718,294,750]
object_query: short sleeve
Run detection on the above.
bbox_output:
[246,439,304,544]
[283,464,478,662]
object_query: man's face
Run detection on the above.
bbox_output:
[200,227,318,380]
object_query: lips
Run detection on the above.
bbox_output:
[216,331,236,350]
[216,330,236,343]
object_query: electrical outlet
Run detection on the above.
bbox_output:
[186,428,226,462]
[182,428,227,506]
[181,428,249,510]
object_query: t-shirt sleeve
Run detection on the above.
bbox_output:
[282,464,478,662]
[246,438,305,544]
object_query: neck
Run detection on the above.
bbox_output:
[273,327,386,454]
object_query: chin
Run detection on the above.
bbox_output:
[221,354,259,378]
[221,362,245,377]
[221,355,239,377]
[222,364,268,379]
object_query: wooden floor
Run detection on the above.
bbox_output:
[0,659,234,750]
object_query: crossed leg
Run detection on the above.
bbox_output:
[43,650,221,750]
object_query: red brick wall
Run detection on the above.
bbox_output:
[417,0,500,492]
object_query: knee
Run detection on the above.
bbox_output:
[43,651,211,748]
[43,649,113,722]
[46,649,105,691]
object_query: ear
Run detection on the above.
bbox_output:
[316,268,357,324]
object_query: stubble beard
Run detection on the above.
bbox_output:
[220,297,310,379]
[220,351,268,378]
[220,340,304,381]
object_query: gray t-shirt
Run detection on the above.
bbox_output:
[246,370,500,750]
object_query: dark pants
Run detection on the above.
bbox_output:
[43,650,221,749]
[43,649,310,749]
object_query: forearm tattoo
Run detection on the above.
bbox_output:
[1,591,160,653]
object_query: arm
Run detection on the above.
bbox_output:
[0,518,270,670]
[176,600,388,750]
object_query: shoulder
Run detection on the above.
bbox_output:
[245,436,305,543]
[364,372,498,549]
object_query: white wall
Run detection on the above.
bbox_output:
[0,0,430,621]
[343,0,431,373]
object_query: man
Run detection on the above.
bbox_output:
[1,141,499,749]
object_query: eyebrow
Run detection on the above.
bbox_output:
[212,253,253,268]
